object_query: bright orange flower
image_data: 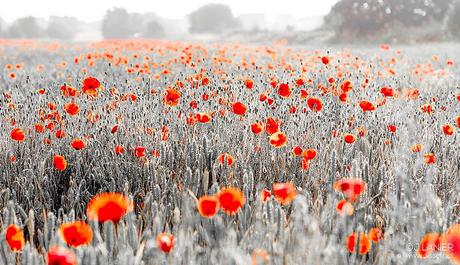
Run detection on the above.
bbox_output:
[71,138,86,150]
[218,187,246,215]
[272,182,297,205]
[53,155,67,171]
[424,153,436,164]
[35,123,45,133]
[134,146,146,158]
[380,87,394,97]
[346,232,372,255]
[334,178,366,202]
[64,102,80,116]
[55,130,66,139]
[82,76,100,95]
[115,145,125,155]
[251,122,264,134]
[269,132,288,148]
[86,192,133,222]
[456,116,460,128]
[343,133,357,144]
[420,104,434,114]
[244,78,254,89]
[265,118,279,135]
[59,221,93,248]
[217,153,234,166]
[5,224,25,252]
[277,83,291,98]
[359,100,375,112]
[157,232,174,253]
[336,199,354,216]
[197,195,219,218]
[301,148,317,160]
[10,128,25,142]
[442,124,455,136]
[441,224,460,264]
[47,246,77,265]
[388,124,397,133]
[231,101,247,115]
[195,112,212,123]
[340,80,352,93]
[164,88,181,106]
[417,233,441,259]
[261,188,271,203]
[369,228,383,243]
[293,145,303,156]
[307,97,323,112]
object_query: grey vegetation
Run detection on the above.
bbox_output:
[0,40,459,264]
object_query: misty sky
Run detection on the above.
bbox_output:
[0,0,339,22]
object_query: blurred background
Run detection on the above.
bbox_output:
[0,0,459,44]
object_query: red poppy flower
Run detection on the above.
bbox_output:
[71,138,86,150]
[441,224,460,264]
[301,148,317,160]
[115,145,125,155]
[244,79,254,89]
[5,224,25,252]
[64,102,80,116]
[82,76,100,95]
[59,221,93,248]
[218,187,246,215]
[197,195,219,218]
[10,128,25,142]
[369,228,383,243]
[250,122,264,134]
[388,124,397,133]
[269,132,288,148]
[53,155,67,171]
[334,178,366,202]
[442,124,455,136]
[346,232,372,255]
[86,192,133,223]
[164,89,181,106]
[272,182,297,205]
[417,233,441,259]
[261,188,271,203]
[336,199,354,216]
[307,97,323,112]
[47,246,77,265]
[134,146,146,158]
[292,145,303,156]
[359,100,376,112]
[424,153,436,164]
[157,232,174,253]
[265,118,279,135]
[217,153,234,166]
[232,101,247,115]
[380,87,394,97]
[277,83,291,98]
[343,133,357,144]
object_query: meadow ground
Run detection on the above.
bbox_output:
[0,40,459,264]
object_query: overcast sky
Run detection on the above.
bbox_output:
[0,0,339,22]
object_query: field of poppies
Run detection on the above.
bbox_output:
[0,39,459,265]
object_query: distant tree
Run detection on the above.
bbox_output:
[445,0,460,38]
[325,0,452,41]
[189,4,237,34]
[101,8,136,39]
[47,16,78,40]
[7,16,45,38]
[142,20,165,38]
